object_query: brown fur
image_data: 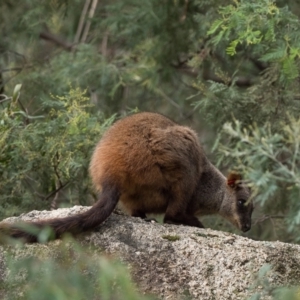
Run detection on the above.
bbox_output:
[0,112,253,243]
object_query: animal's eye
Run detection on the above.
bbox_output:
[238,199,246,206]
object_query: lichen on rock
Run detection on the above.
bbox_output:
[1,206,300,300]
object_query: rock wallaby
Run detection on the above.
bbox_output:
[0,112,253,243]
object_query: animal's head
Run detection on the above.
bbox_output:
[223,172,254,232]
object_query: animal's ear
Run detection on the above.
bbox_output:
[227,171,242,189]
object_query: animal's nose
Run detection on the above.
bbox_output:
[242,224,251,232]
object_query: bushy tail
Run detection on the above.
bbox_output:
[1,182,120,243]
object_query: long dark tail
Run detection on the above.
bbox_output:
[1,182,120,243]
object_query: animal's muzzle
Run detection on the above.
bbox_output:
[241,223,251,232]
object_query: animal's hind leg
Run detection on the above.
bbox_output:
[164,210,203,227]
[163,185,204,228]
[130,210,147,219]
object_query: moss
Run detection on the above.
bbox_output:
[162,235,180,242]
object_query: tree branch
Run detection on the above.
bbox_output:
[74,0,91,44]
[173,63,255,87]
[0,96,12,103]
[0,66,31,73]
[253,214,285,226]
[39,30,74,51]
[44,181,70,201]
[81,0,99,43]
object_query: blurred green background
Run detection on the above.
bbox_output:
[1,0,300,245]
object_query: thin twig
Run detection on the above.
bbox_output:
[253,214,285,226]
[101,31,109,57]
[180,0,189,22]
[2,68,24,87]
[52,153,62,210]
[51,180,60,210]
[1,67,19,73]
[81,0,99,43]
[5,50,27,62]
[17,98,27,115]
[44,181,70,201]
[0,96,12,103]
[40,30,74,51]
[74,0,91,44]
[53,152,63,187]
[269,217,278,240]
[156,89,181,109]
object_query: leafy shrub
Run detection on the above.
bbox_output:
[1,238,154,300]
[0,85,115,219]
[192,0,300,243]
[248,264,300,300]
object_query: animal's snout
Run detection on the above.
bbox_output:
[241,223,251,232]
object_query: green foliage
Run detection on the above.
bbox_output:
[192,0,300,132]
[192,0,300,243]
[2,239,154,300]
[1,0,300,244]
[0,86,115,218]
[208,0,300,81]
[248,264,300,300]
[216,117,300,240]
[2,0,300,296]
[1,0,211,118]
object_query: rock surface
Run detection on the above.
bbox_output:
[1,206,300,300]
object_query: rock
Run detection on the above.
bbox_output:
[1,206,300,300]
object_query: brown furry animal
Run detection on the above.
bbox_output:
[0,112,253,243]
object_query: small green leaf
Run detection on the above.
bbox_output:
[207,19,224,35]
[12,84,22,102]
[226,40,238,56]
